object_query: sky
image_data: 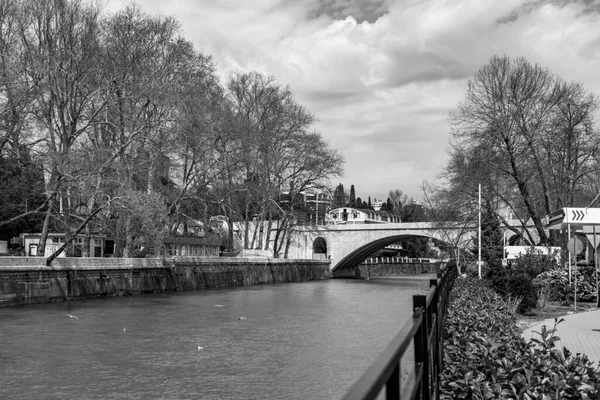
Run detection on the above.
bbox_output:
[102,0,600,202]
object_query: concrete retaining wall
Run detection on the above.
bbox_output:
[357,262,441,277]
[0,257,330,306]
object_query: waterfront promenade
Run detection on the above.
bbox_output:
[523,309,600,367]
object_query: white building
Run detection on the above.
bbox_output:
[326,207,401,224]
[17,232,107,257]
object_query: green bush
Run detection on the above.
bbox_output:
[441,277,600,399]
[485,252,559,313]
[485,263,510,295]
[508,272,538,313]
[535,264,597,304]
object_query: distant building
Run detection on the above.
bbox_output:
[372,198,384,211]
[15,232,107,257]
[279,185,333,224]
[165,218,222,257]
[326,207,401,224]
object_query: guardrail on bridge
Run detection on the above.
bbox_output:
[342,263,458,400]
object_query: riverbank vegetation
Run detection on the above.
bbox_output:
[441,277,600,399]
[0,0,343,260]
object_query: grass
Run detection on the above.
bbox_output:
[516,300,598,331]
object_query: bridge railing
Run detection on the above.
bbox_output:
[364,257,435,264]
[342,263,458,400]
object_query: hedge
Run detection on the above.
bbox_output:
[441,277,600,399]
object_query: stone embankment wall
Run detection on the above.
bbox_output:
[0,257,330,307]
[357,262,440,277]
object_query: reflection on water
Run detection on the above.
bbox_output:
[0,275,432,400]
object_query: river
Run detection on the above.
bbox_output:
[0,275,433,400]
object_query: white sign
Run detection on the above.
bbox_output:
[564,208,600,225]
[545,207,600,229]
[504,246,561,261]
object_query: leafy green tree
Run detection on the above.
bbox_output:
[473,200,504,267]
[349,184,356,207]
[332,183,346,208]
[401,200,425,222]
[401,237,431,258]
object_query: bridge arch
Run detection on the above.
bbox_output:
[312,237,328,259]
[331,234,442,277]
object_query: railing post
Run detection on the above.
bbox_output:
[413,294,430,400]
[429,278,441,400]
[386,362,400,400]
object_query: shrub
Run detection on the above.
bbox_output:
[485,252,560,313]
[511,251,559,278]
[441,276,600,399]
[535,264,597,304]
[507,272,538,313]
[485,263,510,295]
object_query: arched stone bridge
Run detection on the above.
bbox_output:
[286,222,474,277]
[286,221,537,277]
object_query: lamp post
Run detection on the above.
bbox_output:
[478,183,482,279]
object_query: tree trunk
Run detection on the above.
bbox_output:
[264,210,273,251]
[284,236,291,259]
[252,204,266,249]
[272,220,282,257]
[124,214,133,258]
[244,192,250,249]
[38,195,55,257]
[505,138,549,244]
[82,223,91,258]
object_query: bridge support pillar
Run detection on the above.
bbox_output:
[332,268,358,278]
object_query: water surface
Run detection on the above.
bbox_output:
[0,275,432,399]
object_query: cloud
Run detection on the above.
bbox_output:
[303,0,392,23]
[102,0,600,200]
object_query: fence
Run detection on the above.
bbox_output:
[342,263,458,400]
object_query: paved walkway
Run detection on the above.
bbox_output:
[522,309,600,367]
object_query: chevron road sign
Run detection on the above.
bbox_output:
[545,207,600,229]
[571,209,586,221]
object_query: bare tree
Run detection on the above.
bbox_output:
[388,189,408,214]
[448,55,599,245]
[226,72,343,256]
[421,181,478,273]
[20,0,105,255]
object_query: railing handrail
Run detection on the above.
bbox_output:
[342,263,458,400]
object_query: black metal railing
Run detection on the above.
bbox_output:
[342,263,458,400]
